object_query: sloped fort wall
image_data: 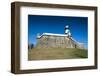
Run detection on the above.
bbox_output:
[36,35,84,49]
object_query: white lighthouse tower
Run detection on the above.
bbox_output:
[65,25,71,37]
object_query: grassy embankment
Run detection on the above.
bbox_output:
[28,48,88,60]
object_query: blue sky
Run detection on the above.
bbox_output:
[28,15,88,48]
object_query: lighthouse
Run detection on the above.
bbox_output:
[65,25,71,37]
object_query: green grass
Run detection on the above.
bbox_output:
[28,48,88,60]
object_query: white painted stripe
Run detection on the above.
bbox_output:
[38,33,68,38]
